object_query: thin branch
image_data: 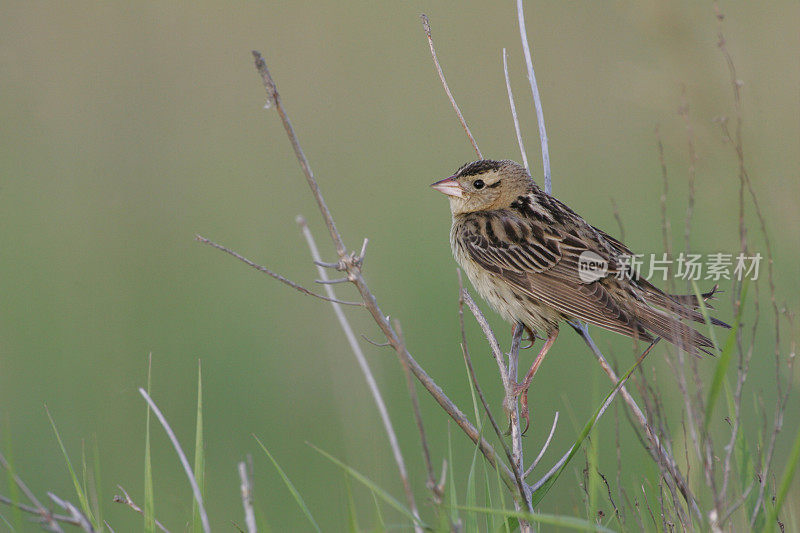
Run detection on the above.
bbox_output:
[195,235,362,306]
[0,451,64,532]
[315,277,350,285]
[393,318,440,505]
[515,0,551,193]
[252,51,346,257]
[457,286,531,510]
[251,49,520,502]
[460,291,510,387]
[138,388,210,533]
[571,322,702,522]
[531,339,659,495]
[420,14,482,159]
[238,461,257,533]
[47,493,94,532]
[112,485,170,533]
[502,48,528,170]
[360,334,391,348]
[524,411,559,478]
[298,218,422,531]
[0,493,75,532]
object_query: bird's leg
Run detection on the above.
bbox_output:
[511,330,558,435]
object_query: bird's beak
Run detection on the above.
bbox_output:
[430,176,463,198]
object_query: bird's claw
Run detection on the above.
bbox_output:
[521,324,537,349]
[504,380,532,436]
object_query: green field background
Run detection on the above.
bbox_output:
[1,2,798,531]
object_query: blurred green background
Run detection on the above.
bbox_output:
[1,1,798,530]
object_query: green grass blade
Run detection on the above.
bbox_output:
[453,504,616,532]
[703,279,748,430]
[143,354,155,533]
[343,473,360,533]
[531,342,653,507]
[307,442,427,529]
[45,406,96,525]
[493,458,511,533]
[91,436,103,529]
[254,436,321,533]
[462,346,482,431]
[371,490,386,533]
[481,458,495,532]
[192,361,205,533]
[447,423,459,526]
[762,423,800,532]
[464,428,482,533]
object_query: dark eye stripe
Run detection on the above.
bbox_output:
[487,180,502,188]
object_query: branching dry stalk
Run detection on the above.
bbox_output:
[0,451,73,532]
[458,288,532,513]
[248,50,521,508]
[192,6,794,530]
[112,485,170,533]
[297,216,422,531]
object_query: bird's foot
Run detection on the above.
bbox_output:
[521,324,536,349]
[503,379,532,436]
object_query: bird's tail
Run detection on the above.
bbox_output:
[634,283,731,356]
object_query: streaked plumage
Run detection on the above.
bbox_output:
[432,159,730,427]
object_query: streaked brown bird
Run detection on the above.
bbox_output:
[432,159,729,430]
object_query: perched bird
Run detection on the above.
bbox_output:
[431,159,729,430]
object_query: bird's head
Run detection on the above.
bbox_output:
[431,159,534,215]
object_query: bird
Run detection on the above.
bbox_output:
[431,159,730,432]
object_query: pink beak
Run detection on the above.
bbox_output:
[430,175,463,198]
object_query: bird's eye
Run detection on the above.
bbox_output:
[473,179,485,189]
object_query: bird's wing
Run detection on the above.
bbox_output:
[456,211,650,338]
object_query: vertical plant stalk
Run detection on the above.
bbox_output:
[502,48,529,170]
[516,0,550,193]
[298,217,422,532]
[238,461,257,533]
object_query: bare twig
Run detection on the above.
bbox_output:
[138,388,210,533]
[360,334,391,348]
[515,0,550,193]
[460,291,510,387]
[0,493,75,532]
[252,51,346,258]
[298,217,422,531]
[238,461,257,533]
[195,235,362,306]
[502,48,529,170]
[315,277,350,285]
[0,451,65,532]
[47,493,94,532]
[457,286,531,511]
[113,485,170,533]
[524,411,559,478]
[678,87,697,253]
[530,338,659,493]
[420,15,482,159]
[250,50,518,500]
[393,318,440,505]
[610,198,626,244]
[572,322,702,521]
